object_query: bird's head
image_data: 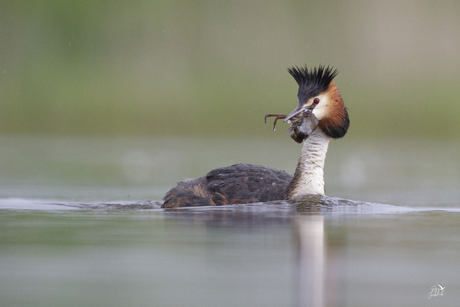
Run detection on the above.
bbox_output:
[285,65,350,139]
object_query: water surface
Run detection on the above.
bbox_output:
[1,135,459,307]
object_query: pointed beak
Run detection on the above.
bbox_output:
[283,103,315,122]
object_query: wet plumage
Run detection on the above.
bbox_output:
[163,164,293,207]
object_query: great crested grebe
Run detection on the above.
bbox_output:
[162,65,350,208]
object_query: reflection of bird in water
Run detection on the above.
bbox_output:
[162,65,350,208]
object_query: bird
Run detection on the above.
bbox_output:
[162,65,350,208]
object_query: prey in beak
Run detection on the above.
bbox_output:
[264,101,319,143]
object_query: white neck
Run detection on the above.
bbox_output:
[286,129,331,199]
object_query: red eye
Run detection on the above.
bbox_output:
[313,98,320,104]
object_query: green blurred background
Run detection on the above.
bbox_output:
[1,0,459,138]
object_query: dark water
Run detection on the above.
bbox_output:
[1,136,459,307]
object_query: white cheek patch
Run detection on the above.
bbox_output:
[311,94,328,120]
[313,105,327,120]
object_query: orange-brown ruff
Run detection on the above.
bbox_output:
[162,65,349,208]
[317,81,349,139]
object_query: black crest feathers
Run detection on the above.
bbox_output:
[288,65,339,101]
